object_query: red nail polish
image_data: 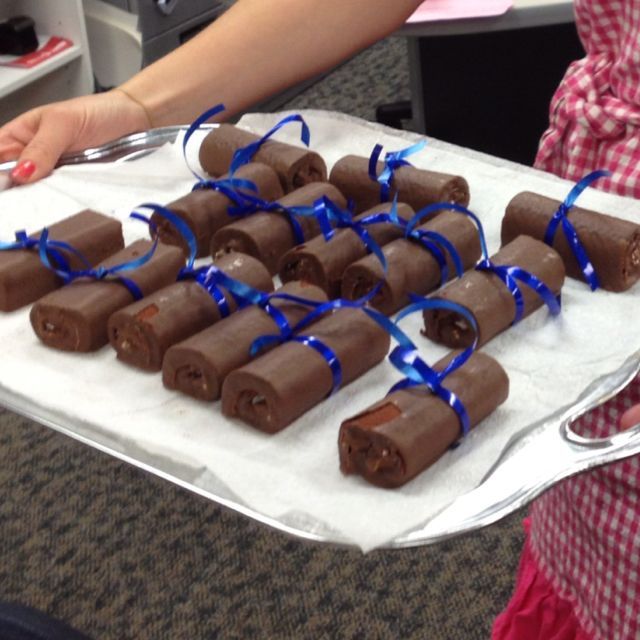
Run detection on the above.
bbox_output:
[10,159,36,181]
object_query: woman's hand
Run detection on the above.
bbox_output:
[0,89,150,185]
[621,403,640,430]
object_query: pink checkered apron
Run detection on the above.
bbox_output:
[535,0,640,198]
[493,1,640,638]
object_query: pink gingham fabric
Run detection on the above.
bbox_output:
[528,377,640,640]
[535,0,640,199]
[492,378,640,640]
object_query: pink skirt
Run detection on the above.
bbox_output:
[491,519,592,640]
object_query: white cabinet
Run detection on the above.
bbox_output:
[0,0,93,124]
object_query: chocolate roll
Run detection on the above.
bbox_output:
[423,235,565,348]
[107,252,273,371]
[329,154,470,214]
[339,351,509,488]
[30,241,184,352]
[341,210,482,315]
[502,191,640,292]
[278,202,414,298]
[211,183,347,275]
[152,163,284,258]
[198,123,327,193]
[0,210,124,312]
[221,307,391,433]
[163,280,328,401]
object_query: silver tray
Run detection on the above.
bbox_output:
[0,124,217,174]
[1,124,639,549]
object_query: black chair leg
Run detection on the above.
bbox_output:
[375,100,412,130]
[0,602,93,640]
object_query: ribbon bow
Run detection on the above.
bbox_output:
[368,140,427,202]
[37,227,157,301]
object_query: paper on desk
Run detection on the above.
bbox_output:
[0,110,639,552]
[407,0,513,23]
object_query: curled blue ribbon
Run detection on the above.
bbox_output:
[37,227,156,300]
[135,203,238,316]
[544,170,611,291]
[180,103,263,215]
[362,296,479,439]
[404,202,475,286]
[229,114,311,176]
[312,195,393,275]
[223,190,331,245]
[1,229,84,273]
[250,290,383,396]
[368,140,427,202]
[182,103,226,181]
[410,201,561,323]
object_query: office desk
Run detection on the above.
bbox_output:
[400,0,581,164]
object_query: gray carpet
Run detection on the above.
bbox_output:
[0,37,524,640]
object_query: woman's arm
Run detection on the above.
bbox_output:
[1,0,422,183]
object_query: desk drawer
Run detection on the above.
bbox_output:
[132,0,230,39]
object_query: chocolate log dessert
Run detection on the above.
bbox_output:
[221,307,390,433]
[278,202,414,298]
[341,210,481,315]
[502,191,640,292]
[211,182,347,275]
[339,351,509,488]
[108,252,273,371]
[163,280,327,401]
[423,235,565,348]
[198,123,327,192]
[151,163,283,258]
[0,210,124,312]
[30,240,184,352]
[329,154,470,214]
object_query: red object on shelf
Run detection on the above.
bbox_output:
[0,36,73,69]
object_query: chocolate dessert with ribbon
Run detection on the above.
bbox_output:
[152,163,284,258]
[198,119,327,193]
[423,234,565,348]
[339,350,509,488]
[163,280,328,401]
[108,252,273,371]
[329,142,470,214]
[341,207,481,315]
[30,240,184,352]
[0,210,124,312]
[221,306,390,433]
[210,182,347,274]
[278,202,414,298]
[502,171,640,292]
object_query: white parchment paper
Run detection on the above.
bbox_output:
[0,110,639,552]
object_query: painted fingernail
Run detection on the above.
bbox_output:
[10,159,36,181]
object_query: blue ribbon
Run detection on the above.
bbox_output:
[180,103,262,215]
[313,196,394,274]
[1,229,84,273]
[229,114,311,176]
[135,203,240,316]
[475,259,561,324]
[37,227,156,300]
[404,202,474,286]
[224,191,331,245]
[368,140,427,202]
[543,170,611,291]
[362,296,479,439]
[250,290,384,396]
[182,103,226,181]
[410,201,561,323]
